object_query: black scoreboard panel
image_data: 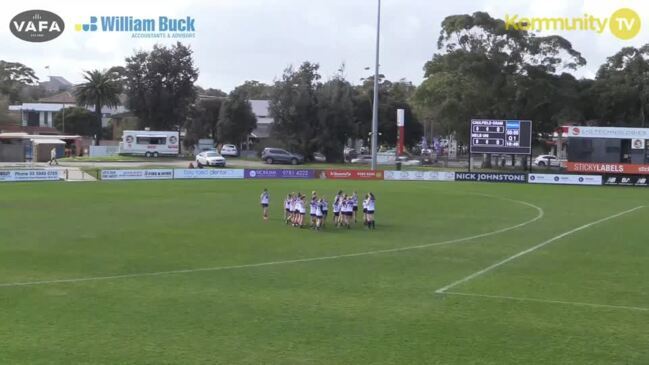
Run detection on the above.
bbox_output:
[470,119,532,154]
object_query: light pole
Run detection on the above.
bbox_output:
[370,0,381,170]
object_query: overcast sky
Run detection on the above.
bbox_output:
[2,0,648,92]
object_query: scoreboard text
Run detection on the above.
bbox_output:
[470,120,532,155]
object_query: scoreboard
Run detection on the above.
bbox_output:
[470,119,532,154]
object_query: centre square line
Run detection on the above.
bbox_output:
[436,206,645,295]
[441,291,649,312]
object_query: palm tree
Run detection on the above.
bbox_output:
[75,69,122,144]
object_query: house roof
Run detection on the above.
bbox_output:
[39,91,77,104]
[249,100,270,118]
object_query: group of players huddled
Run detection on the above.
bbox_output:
[259,189,376,230]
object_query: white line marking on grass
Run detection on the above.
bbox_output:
[0,195,544,289]
[436,206,645,294]
[442,291,649,312]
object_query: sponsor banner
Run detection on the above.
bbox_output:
[101,169,173,180]
[566,162,649,175]
[0,169,61,182]
[567,126,649,139]
[383,170,455,181]
[455,172,527,183]
[244,169,315,179]
[528,173,602,186]
[603,175,649,187]
[174,169,244,179]
[321,170,384,180]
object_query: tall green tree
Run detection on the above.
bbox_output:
[0,61,39,103]
[53,107,96,136]
[233,80,274,99]
[269,62,321,157]
[414,12,586,165]
[217,89,257,146]
[591,45,649,127]
[75,69,122,144]
[316,76,355,162]
[124,42,199,131]
[184,97,225,148]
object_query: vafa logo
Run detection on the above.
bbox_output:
[9,10,65,42]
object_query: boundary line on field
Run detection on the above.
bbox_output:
[441,291,649,312]
[0,195,544,288]
[436,206,645,295]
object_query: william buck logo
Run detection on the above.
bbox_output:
[10,10,64,42]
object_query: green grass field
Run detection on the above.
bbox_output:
[1,180,648,364]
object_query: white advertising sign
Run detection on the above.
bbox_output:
[101,169,173,180]
[174,169,244,179]
[528,173,602,186]
[567,126,649,139]
[0,169,61,182]
[397,109,405,127]
[384,170,455,181]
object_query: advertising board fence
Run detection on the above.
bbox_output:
[101,169,173,180]
[174,169,244,179]
[244,169,316,179]
[528,173,602,186]
[321,170,384,180]
[0,169,61,182]
[454,172,527,183]
[383,170,455,181]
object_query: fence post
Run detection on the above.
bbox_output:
[65,169,69,180]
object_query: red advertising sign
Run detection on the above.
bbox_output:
[566,162,649,175]
[321,170,384,180]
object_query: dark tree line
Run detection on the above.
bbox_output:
[413,12,649,145]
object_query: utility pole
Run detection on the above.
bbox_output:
[370,0,381,170]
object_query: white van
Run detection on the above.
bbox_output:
[119,130,179,157]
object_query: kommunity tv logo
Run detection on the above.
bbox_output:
[505,8,641,40]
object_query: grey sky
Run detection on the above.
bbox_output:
[3,0,648,92]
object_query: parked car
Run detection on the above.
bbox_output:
[313,152,326,162]
[196,151,226,167]
[351,155,372,164]
[220,144,239,157]
[533,154,561,167]
[261,148,304,165]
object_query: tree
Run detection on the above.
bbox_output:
[591,45,649,127]
[354,77,423,148]
[316,76,355,162]
[53,107,96,136]
[269,62,321,157]
[75,69,122,144]
[195,86,227,97]
[0,61,39,103]
[124,42,199,131]
[184,97,225,148]
[217,89,257,146]
[414,12,586,165]
[232,80,274,99]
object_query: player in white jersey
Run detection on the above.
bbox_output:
[298,195,306,228]
[362,194,369,226]
[260,189,270,221]
[310,194,318,228]
[351,192,359,223]
[341,195,352,229]
[366,192,376,229]
[284,194,292,223]
[315,198,324,230]
[321,197,328,226]
[333,195,342,227]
